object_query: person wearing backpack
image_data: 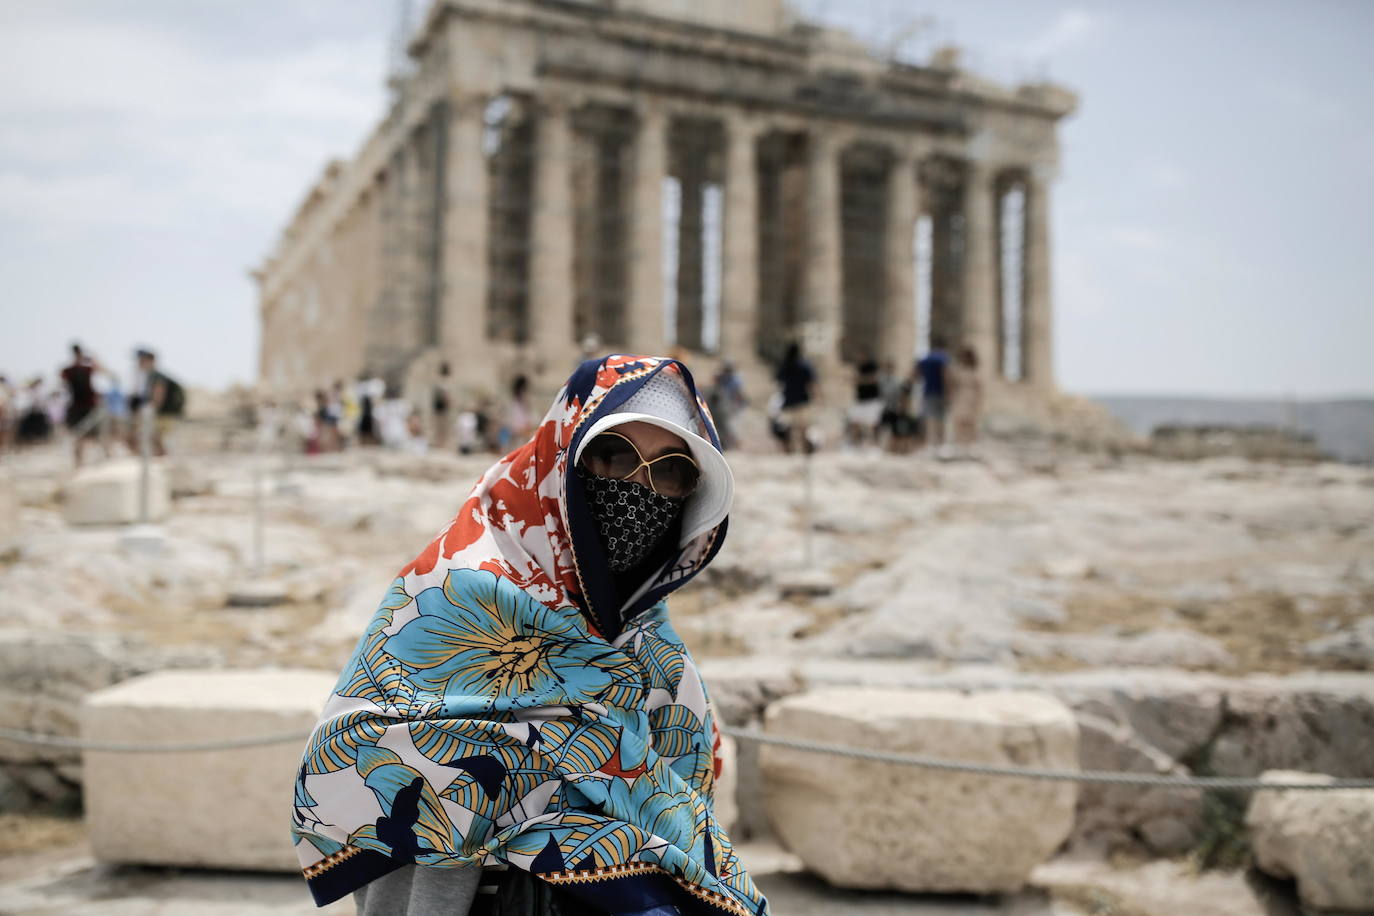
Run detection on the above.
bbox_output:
[131,348,185,456]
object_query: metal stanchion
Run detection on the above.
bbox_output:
[780,423,833,599]
[251,451,264,575]
[121,402,166,553]
[228,428,286,608]
[138,402,152,523]
[801,446,813,567]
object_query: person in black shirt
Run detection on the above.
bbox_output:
[774,342,815,454]
[61,343,103,465]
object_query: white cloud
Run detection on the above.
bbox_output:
[1105,225,1167,252]
[0,20,382,122]
[1056,249,1108,317]
[0,171,179,231]
[0,15,384,235]
[1146,162,1189,190]
[1021,9,1101,61]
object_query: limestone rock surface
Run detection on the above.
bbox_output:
[82,668,335,872]
[1245,769,1374,912]
[760,687,1078,893]
[64,459,170,526]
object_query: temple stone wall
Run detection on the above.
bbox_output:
[257,0,1075,408]
[619,0,784,35]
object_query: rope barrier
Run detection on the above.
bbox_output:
[721,727,1374,791]
[0,726,314,754]
[3,721,1373,791]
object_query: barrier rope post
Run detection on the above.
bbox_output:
[138,401,153,523]
[251,430,270,575]
[801,443,813,567]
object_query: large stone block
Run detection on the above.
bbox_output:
[1246,770,1374,911]
[64,459,170,526]
[760,688,1078,894]
[82,668,335,872]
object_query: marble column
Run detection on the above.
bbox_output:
[439,96,489,367]
[801,129,844,387]
[883,150,919,374]
[960,161,998,377]
[530,99,575,377]
[398,143,426,352]
[719,114,760,363]
[626,106,667,354]
[675,152,705,351]
[1021,172,1054,389]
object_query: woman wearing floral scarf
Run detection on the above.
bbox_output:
[291,355,769,916]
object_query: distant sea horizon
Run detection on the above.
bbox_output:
[1087,394,1374,463]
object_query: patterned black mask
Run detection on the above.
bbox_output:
[580,471,683,572]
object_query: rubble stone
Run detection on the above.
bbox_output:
[1246,769,1374,911]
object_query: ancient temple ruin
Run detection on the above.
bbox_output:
[256,0,1076,404]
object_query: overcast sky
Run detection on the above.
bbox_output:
[1,0,1370,397]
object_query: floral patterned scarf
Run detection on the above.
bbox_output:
[291,356,768,915]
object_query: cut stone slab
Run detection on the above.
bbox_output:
[776,569,835,598]
[761,688,1079,894]
[1245,769,1374,911]
[227,579,291,608]
[64,460,170,526]
[82,668,335,872]
[119,523,168,555]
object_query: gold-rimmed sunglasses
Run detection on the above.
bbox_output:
[579,431,701,499]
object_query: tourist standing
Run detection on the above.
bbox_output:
[948,344,984,454]
[355,374,382,446]
[887,379,922,455]
[707,359,747,450]
[774,342,815,454]
[16,378,51,445]
[916,336,950,449]
[61,343,103,465]
[309,389,335,454]
[431,361,455,451]
[0,375,13,453]
[846,352,883,448]
[498,374,533,452]
[101,370,128,452]
[130,349,184,457]
[290,355,767,916]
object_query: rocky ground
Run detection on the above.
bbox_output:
[4,442,1371,677]
[0,836,1307,916]
[1,437,1371,913]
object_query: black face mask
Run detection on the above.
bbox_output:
[580,471,684,572]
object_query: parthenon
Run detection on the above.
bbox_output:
[257,0,1076,404]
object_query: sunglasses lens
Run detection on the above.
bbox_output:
[650,455,700,499]
[583,436,639,479]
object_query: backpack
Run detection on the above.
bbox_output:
[157,372,186,416]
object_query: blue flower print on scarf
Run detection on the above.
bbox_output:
[384,569,620,710]
[606,765,701,861]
